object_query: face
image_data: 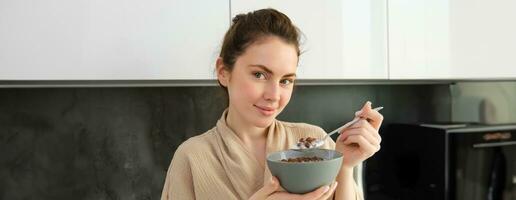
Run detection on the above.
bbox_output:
[217,36,298,128]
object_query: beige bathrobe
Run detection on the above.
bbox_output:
[161,110,363,200]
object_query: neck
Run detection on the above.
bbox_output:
[225,107,268,143]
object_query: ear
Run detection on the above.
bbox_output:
[216,57,230,87]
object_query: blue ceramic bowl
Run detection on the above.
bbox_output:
[266,149,343,194]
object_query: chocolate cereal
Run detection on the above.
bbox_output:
[281,156,324,163]
[297,137,317,149]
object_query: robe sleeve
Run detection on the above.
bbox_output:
[353,180,364,200]
[316,126,364,200]
[161,144,195,200]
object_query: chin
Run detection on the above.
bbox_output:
[253,117,275,128]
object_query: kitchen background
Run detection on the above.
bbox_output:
[1,82,515,199]
[1,0,516,199]
[0,84,452,199]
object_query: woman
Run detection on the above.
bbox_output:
[161,8,383,200]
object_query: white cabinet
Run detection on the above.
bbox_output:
[389,0,516,79]
[231,0,388,79]
[0,0,228,80]
[6,0,513,82]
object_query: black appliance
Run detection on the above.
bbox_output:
[364,123,516,200]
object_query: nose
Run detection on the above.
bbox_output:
[263,81,280,102]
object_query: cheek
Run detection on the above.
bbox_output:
[232,78,262,101]
[279,89,293,106]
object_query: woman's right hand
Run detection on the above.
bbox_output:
[249,176,338,200]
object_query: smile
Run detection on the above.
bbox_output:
[254,105,276,116]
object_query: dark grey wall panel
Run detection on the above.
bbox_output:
[0,85,450,199]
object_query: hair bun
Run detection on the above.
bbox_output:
[232,14,246,24]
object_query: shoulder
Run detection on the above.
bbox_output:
[278,121,327,138]
[172,128,218,162]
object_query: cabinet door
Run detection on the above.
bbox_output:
[0,0,228,80]
[231,0,388,79]
[389,0,516,79]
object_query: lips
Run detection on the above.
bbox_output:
[255,105,275,111]
[254,105,276,116]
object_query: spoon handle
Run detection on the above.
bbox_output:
[325,106,384,139]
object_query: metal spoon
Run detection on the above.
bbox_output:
[294,106,384,150]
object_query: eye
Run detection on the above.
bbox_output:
[253,72,266,80]
[280,79,294,85]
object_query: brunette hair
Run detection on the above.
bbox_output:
[217,8,301,89]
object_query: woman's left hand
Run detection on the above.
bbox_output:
[335,101,383,169]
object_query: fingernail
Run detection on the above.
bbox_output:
[322,185,330,193]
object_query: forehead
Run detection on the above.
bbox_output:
[236,36,298,74]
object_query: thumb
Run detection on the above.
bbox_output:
[356,101,372,117]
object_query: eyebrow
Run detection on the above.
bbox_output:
[249,64,297,77]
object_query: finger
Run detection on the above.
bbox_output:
[342,120,380,143]
[344,133,379,155]
[297,184,331,200]
[357,110,383,129]
[346,120,382,143]
[356,102,384,130]
[343,134,379,157]
[316,181,338,200]
[354,101,372,118]
[348,119,371,130]
[257,176,280,198]
[340,127,380,147]
[358,101,372,114]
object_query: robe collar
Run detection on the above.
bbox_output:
[214,109,291,198]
